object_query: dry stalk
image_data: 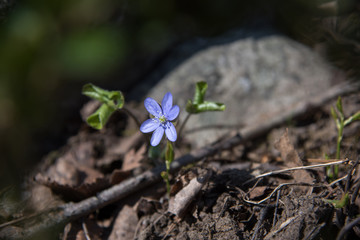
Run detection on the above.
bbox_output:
[242,174,350,206]
[246,158,350,184]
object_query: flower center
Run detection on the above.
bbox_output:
[158,115,166,123]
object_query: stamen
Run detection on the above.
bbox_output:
[158,114,166,123]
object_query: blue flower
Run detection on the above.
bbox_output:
[140,92,180,146]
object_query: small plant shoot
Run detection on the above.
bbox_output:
[82,83,124,129]
[328,96,360,179]
[178,81,226,138]
[324,193,350,208]
[163,141,174,195]
[186,81,226,114]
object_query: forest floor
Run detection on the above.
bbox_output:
[1,91,360,240]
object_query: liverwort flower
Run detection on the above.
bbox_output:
[140,92,180,146]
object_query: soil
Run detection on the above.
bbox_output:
[1,93,360,240]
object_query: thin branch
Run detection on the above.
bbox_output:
[242,176,349,206]
[241,183,322,205]
[248,159,350,183]
[1,81,358,239]
[82,220,91,240]
[329,175,349,186]
[122,106,142,129]
[0,211,42,229]
[177,112,191,139]
[306,158,350,163]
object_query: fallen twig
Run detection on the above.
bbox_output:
[82,220,91,240]
[241,183,322,205]
[1,81,358,239]
[245,159,350,184]
[168,170,212,217]
[241,176,349,206]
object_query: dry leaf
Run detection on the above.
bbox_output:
[96,132,144,169]
[274,130,313,185]
[170,170,197,196]
[249,186,269,199]
[109,169,131,185]
[35,152,114,201]
[35,173,110,201]
[76,165,104,184]
[135,197,161,218]
[108,205,138,240]
[109,132,143,156]
[122,144,146,171]
[63,218,102,240]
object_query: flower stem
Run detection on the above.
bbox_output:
[161,141,174,197]
[122,106,142,129]
[122,106,151,144]
[177,112,192,140]
[161,170,171,197]
[333,121,344,178]
[336,124,343,160]
[164,161,171,195]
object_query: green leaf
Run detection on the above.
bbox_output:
[186,100,226,114]
[82,83,108,101]
[344,111,360,126]
[193,81,208,104]
[336,96,344,119]
[324,154,333,179]
[351,111,360,121]
[324,193,349,208]
[335,118,341,130]
[82,83,124,109]
[186,81,226,114]
[82,83,125,129]
[185,99,198,114]
[86,104,114,130]
[161,171,168,180]
[161,170,171,195]
[110,91,125,108]
[330,107,338,121]
[197,101,226,112]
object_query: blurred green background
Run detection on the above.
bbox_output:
[0,0,358,190]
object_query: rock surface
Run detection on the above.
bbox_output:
[138,30,339,147]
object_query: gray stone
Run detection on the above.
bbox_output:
[141,31,337,147]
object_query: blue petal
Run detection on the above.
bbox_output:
[151,127,164,146]
[166,105,180,121]
[165,122,177,142]
[140,119,159,133]
[144,98,162,117]
[161,92,173,115]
